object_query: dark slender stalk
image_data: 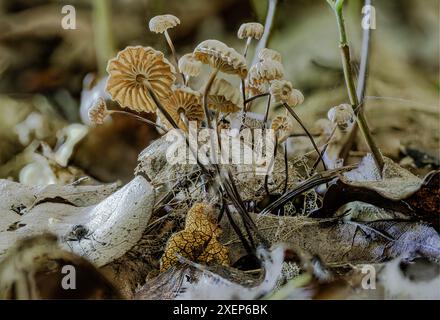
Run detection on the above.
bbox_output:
[283,142,289,194]
[109,110,167,132]
[283,103,327,171]
[311,126,337,173]
[264,134,278,195]
[263,94,271,125]
[245,92,270,106]
[223,198,253,255]
[260,166,354,215]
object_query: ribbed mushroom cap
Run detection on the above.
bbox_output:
[193,40,248,79]
[258,48,282,62]
[160,86,204,130]
[271,115,293,142]
[106,46,176,113]
[178,53,202,77]
[248,59,284,87]
[148,14,180,33]
[327,103,355,133]
[204,78,242,113]
[270,80,304,107]
[237,22,264,40]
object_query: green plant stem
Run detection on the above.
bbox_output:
[330,0,384,172]
[93,0,115,77]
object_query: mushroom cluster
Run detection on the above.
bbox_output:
[89,14,311,138]
[86,14,328,269]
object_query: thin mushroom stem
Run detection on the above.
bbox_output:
[243,37,252,58]
[328,0,384,173]
[178,111,189,133]
[203,69,219,130]
[143,80,212,179]
[263,94,272,125]
[311,125,337,173]
[163,30,185,83]
[283,103,327,171]
[264,133,278,195]
[245,92,270,106]
[283,141,289,194]
[240,79,246,110]
[109,110,168,132]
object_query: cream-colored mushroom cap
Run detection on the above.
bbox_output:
[289,89,304,107]
[193,40,248,79]
[245,82,265,97]
[204,78,243,113]
[149,14,180,33]
[258,48,282,62]
[178,53,202,77]
[237,22,264,40]
[270,80,293,104]
[106,46,176,113]
[248,59,284,87]
[271,115,293,143]
[88,98,109,125]
[160,86,204,130]
[327,103,355,132]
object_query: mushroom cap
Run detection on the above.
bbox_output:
[237,22,264,40]
[193,40,248,79]
[148,14,180,33]
[270,79,293,104]
[271,115,293,142]
[204,78,243,113]
[245,80,266,97]
[88,98,109,125]
[178,53,202,77]
[270,80,305,107]
[327,103,355,133]
[289,89,304,107]
[160,86,204,130]
[248,59,284,87]
[106,46,176,113]
[258,48,282,62]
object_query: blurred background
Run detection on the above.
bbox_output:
[0,0,438,184]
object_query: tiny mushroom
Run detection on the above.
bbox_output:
[178,53,202,85]
[258,48,282,63]
[193,39,248,128]
[270,80,304,107]
[148,14,181,72]
[271,115,293,143]
[248,59,284,89]
[106,46,176,114]
[237,22,264,57]
[160,86,204,131]
[204,78,243,113]
[327,103,356,133]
